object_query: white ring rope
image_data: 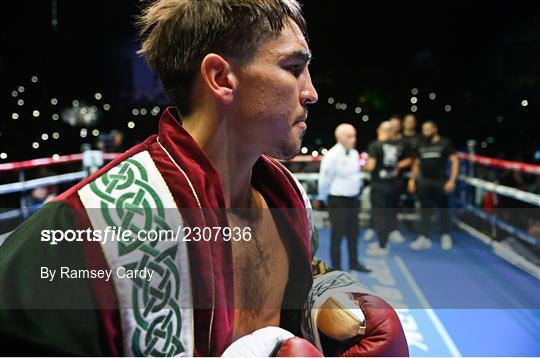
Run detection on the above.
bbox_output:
[458,175,540,207]
[287,172,540,207]
[0,171,87,195]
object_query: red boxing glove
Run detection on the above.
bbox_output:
[331,293,408,357]
[303,271,409,357]
[277,337,323,357]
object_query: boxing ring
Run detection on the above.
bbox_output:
[287,151,540,357]
[0,152,119,234]
[1,151,539,356]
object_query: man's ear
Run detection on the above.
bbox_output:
[200,53,237,106]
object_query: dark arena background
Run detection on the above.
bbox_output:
[1,1,539,357]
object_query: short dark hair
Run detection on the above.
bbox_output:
[137,0,307,115]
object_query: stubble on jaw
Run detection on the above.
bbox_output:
[265,129,305,160]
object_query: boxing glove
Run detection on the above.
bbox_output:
[276,337,323,357]
[317,292,366,341]
[222,326,322,357]
[302,271,409,357]
[332,292,408,357]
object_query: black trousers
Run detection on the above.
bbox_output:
[400,177,416,208]
[370,181,400,248]
[418,180,450,236]
[400,178,417,231]
[328,195,359,269]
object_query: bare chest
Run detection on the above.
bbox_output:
[228,207,290,340]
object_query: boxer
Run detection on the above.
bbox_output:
[0,1,408,356]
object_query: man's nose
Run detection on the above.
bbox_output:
[301,71,318,106]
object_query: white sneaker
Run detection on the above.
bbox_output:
[389,230,405,244]
[367,242,390,257]
[441,234,453,250]
[410,235,432,250]
[364,228,376,241]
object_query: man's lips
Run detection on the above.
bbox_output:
[294,114,308,128]
[294,121,307,129]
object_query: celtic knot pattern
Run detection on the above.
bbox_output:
[89,157,185,356]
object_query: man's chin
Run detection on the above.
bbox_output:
[265,141,302,161]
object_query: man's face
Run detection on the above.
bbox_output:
[377,123,392,141]
[231,19,318,160]
[389,118,401,136]
[422,122,437,137]
[403,115,416,131]
[377,129,389,141]
[341,129,357,150]
[113,132,123,146]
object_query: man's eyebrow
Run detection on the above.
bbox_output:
[282,49,313,64]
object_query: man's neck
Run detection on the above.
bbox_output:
[182,111,260,209]
[431,134,441,144]
[403,129,416,137]
[338,142,351,154]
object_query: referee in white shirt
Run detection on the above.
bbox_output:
[318,123,371,272]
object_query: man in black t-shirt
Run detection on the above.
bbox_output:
[399,114,421,227]
[408,121,459,250]
[364,115,411,244]
[402,114,421,157]
[365,122,412,256]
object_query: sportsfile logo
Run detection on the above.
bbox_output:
[40,225,252,245]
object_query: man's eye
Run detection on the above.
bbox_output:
[287,64,303,77]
